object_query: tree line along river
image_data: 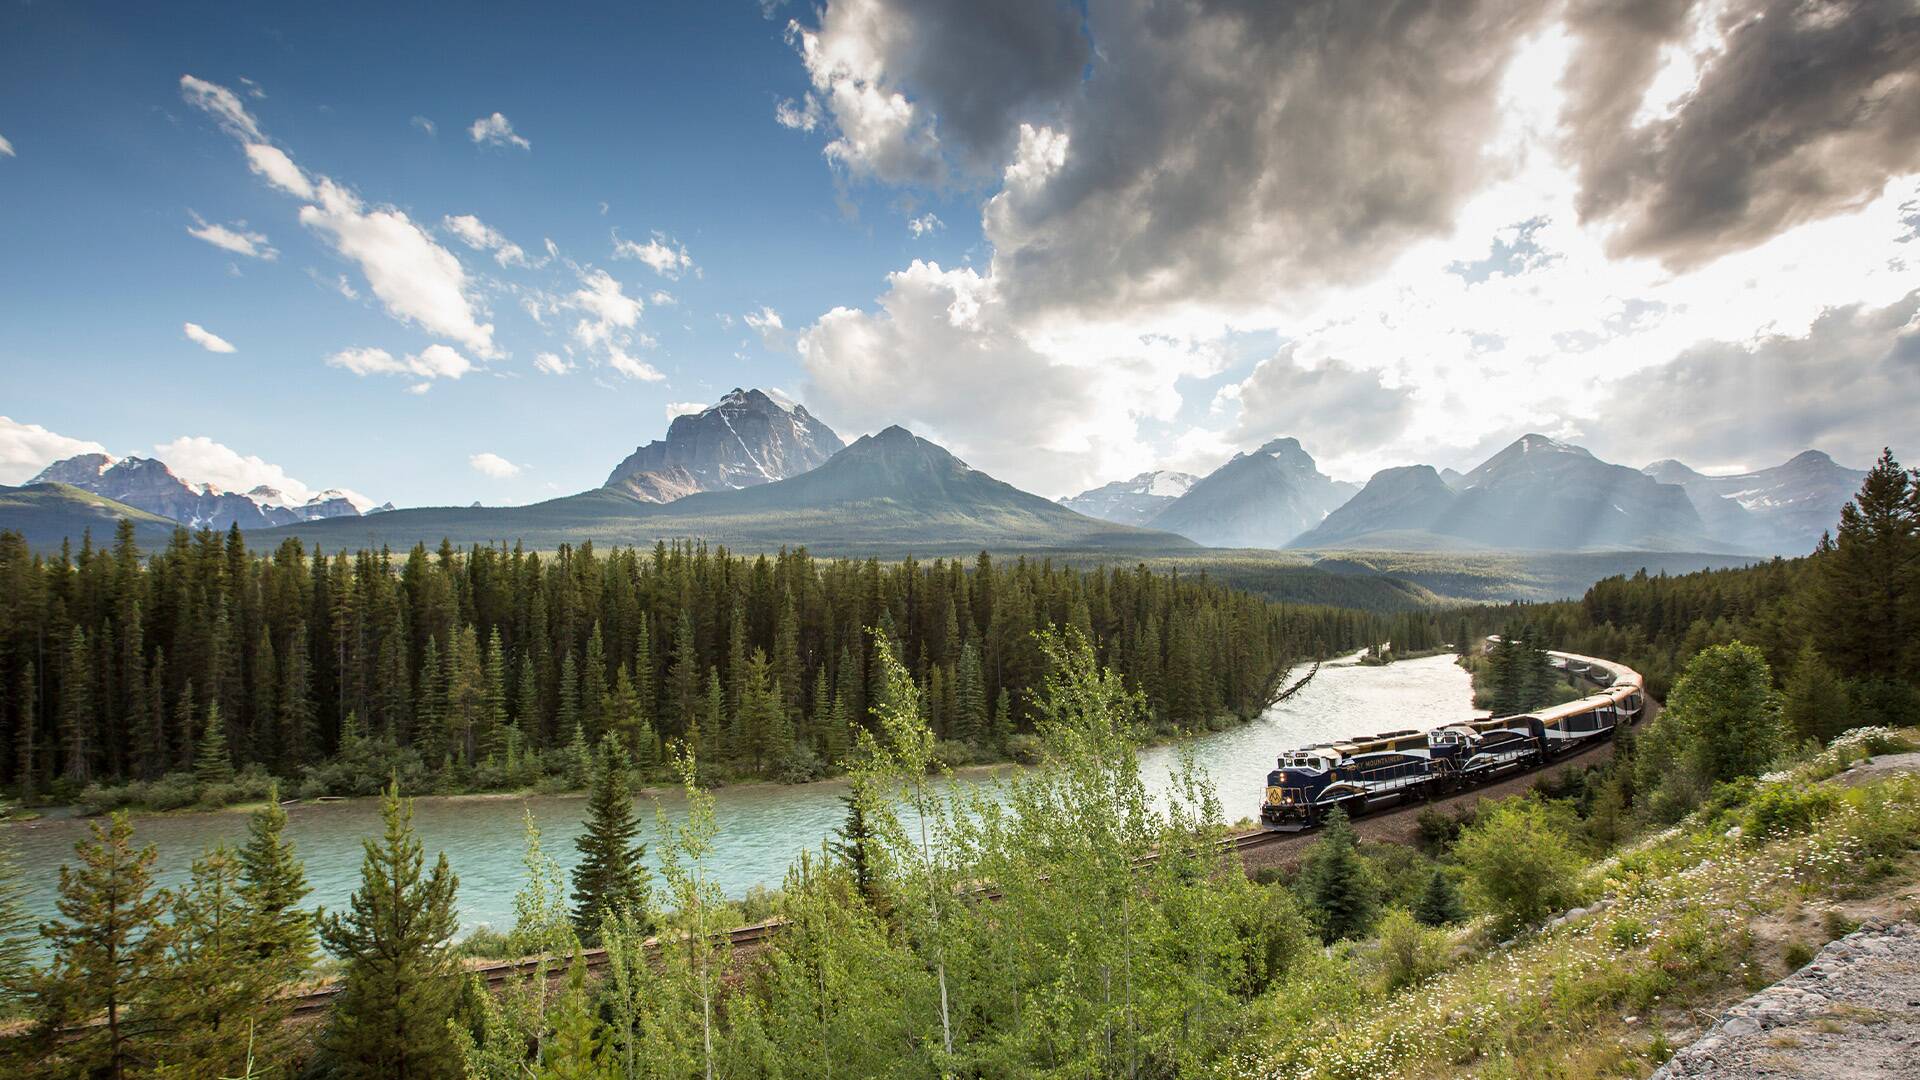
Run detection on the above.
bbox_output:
[5,651,1476,940]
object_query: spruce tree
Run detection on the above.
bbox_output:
[156,844,281,1079]
[571,735,652,934]
[36,812,172,1080]
[1781,642,1852,745]
[317,782,463,1080]
[60,624,93,784]
[237,786,316,974]
[954,642,987,745]
[1413,868,1464,927]
[1298,808,1377,942]
[194,702,234,789]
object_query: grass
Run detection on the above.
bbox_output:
[1236,732,1920,1079]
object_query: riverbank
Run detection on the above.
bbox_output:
[35,657,1327,824]
[4,653,1477,941]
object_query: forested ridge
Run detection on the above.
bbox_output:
[0,526,1390,804]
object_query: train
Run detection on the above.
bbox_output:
[1259,646,1646,831]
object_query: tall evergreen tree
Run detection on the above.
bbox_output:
[237,787,316,974]
[194,701,234,789]
[317,782,463,1080]
[571,735,652,934]
[36,812,172,1080]
[1781,642,1852,745]
[60,624,93,784]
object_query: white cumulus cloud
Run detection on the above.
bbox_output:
[183,322,237,353]
[468,451,523,478]
[186,212,275,259]
[534,352,572,375]
[612,230,695,279]
[666,401,707,420]
[442,213,528,267]
[326,344,472,386]
[0,133,15,158]
[468,112,530,150]
[0,417,107,485]
[181,75,497,357]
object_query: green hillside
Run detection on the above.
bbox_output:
[0,483,179,551]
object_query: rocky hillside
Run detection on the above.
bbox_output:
[604,387,844,502]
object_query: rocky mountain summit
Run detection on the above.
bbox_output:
[1147,437,1356,547]
[29,453,372,531]
[604,387,845,502]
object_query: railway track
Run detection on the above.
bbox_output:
[272,648,1650,1022]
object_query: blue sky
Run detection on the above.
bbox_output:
[2,1,1915,507]
[0,2,983,506]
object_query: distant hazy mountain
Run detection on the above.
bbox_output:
[1147,438,1356,548]
[1291,465,1460,549]
[604,387,844,502]
[1059,470,1197,526]
[1289,434,1715,552]
[29,453,373,531]
[236,425,1190,557]
[1643,450,1866,554]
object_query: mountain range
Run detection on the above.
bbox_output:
[28,453,387,530]
[1643,451,1866,553]
[1,386,1870,564]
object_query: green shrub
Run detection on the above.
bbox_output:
[1372,908,1451,992]
[1453,796,1589,934]
[1740,784,1838,842]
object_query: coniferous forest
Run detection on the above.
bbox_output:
[0,529,1388,808]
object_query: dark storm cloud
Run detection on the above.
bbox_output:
[1587,290,1920,467]
[1565,0,1920,268]
[985,0,1553,320]
[878,0,1089,175]
[795,0,1089,183]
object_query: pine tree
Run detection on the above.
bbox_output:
[668,613,700,737]
[1413,868,1464,927]
[829,792,880,911]
[1781,642,1852,745]
[702,668,726,761]
[194,702,234,789]
[954,642,987,745]
[557,649,581,740]
[60,624,93,784]
[583,623,609,745]
[480,626,508,762]
[171,679,198,775]
[156,844,281,1079]
[1299,808,1377,942]
[1806,449,1919,683]
[14,666,36,804]
[571,735,652,934]
[237,786,316,974]
[36,812,173,1080]
[317,782,463,1080]
[515,653,540,746]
